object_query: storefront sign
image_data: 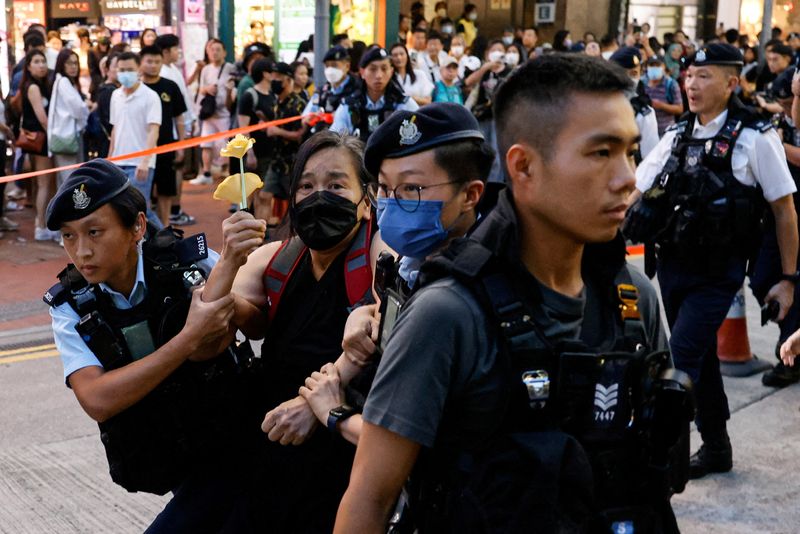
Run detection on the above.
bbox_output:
[101,0,160,15]
[51,1,100,18]
[276,0,315,61]
[184,0,206,24]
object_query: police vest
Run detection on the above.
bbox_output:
[345,81,407,142]
[398,196,693,533]
[44,226,255,495]
[625,97,770,273]
[311,78,357,133]
[263,220,373,322]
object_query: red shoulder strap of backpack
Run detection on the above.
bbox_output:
[263,237,307,322]
[344,220,374,306]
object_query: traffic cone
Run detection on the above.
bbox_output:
[717,287,773,377]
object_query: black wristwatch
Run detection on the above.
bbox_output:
[327,404,358,433]
[781,271,800,284]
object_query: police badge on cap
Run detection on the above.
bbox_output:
[399,116,422,145]
[72,184,91,210]
[688,43,743,67]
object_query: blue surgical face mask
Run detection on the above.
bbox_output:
[647,66,664,80]
[377,197,450,259]
[118,71,138,88]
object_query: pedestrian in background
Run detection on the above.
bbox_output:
[20,49,56,242]
[48,49,89,188]
[390,43,434,106]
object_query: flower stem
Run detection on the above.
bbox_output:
[238,157,247,210]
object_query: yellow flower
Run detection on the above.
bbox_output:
[220,134,255,158]
[213,173,264,203]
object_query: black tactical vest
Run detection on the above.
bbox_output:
[346,80,407,142]
[44,226,257,495]
[397,192,692,534]
[773,113,800,185]
[311,77,357,133]
[625,97,770,273]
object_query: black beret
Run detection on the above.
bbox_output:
[769,66,796,100]
[323,45,350,62]
[359,47,390,69]
[46,159,131,231]
[243,42,271,65]
[364,102,485,177]
[687,43,744,67]
[272,61,293,77]
[609,47,642,69]
[771,44,795,58]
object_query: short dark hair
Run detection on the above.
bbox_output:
[495,54,632,163]
[139,45,162,58]
[109,186,147,228]
[332,33,350,46]
[434,140,495,185]
[23,33,45,51]
[600,34,617,47]
[155,33,180,50]
[413,26,427,35]
[725,28,740,44]
[427,30,442,43]
[290,131,374,199]
[117,51,141,65]
[251,58,271,83]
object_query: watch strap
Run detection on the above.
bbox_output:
[780,271,800,283]
[327,404,358,433]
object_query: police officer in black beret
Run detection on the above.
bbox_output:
[750,67,800,387]
[43,159,264,531]
[338,55,690,533]
[330,46,419,142]
[609,46,660,162]
[302,45,357,133]
[626,43,799,478]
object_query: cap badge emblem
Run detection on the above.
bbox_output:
[399,115,422,145]
[696,50,707,62]
[73,184,90,210]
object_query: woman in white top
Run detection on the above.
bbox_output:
[48,49,89,187]
[389,43,434,106]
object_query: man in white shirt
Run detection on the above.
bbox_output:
[417,30,450,83]
[157,33,197,226]
[109,51,162,228]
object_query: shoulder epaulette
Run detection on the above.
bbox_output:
[43,281,68,307]
[640,105,653,116]
[753,120,773,133]
[666,120,688,133]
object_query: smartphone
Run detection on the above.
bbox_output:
[377,290,403,354]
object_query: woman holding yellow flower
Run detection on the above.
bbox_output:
[202,130,384,532]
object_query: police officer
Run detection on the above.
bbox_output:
[330,46,419,142]
[751,66,800,387]
[44,159,262,532]
[609,46,660,162]
[627,43,799,479]
[337,54,689,533]
[302,45,356,132]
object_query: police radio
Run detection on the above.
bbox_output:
[374,251,402,355]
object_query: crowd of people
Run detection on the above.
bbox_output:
[3,7,800,533]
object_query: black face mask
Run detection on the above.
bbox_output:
[290,191,361,251]
[271,80,284,95]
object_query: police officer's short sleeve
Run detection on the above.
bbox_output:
[51,302,103,385]
[363,280,495,448]
[330,103,352,133]
[746,128,798,202]
[638,108,660,160]
[635,130,677,192]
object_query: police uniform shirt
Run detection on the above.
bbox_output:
[302,75,353,115]
[329,93,420,135]
[635,104,660,160]
[50,249,219,384]
[636,109,797,202]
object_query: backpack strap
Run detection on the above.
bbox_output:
[264,237,308,322]
[344,220,373,306]
[612,266,649,351]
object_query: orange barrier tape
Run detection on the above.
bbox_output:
[626,244,644,256]
[0,113,309,184]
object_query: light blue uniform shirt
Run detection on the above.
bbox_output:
[330,93,419,135]
[50,248,219,385]
[302,75,354,115]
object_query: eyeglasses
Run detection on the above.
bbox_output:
[367,180,459,213]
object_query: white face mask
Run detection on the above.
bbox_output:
[451,45,464,57]
[504,52,520,66]
[441,25,454,35]
[324,66,344,84]
[564,38,573,48]
[502,36,513,46]
[488,50,505,63]
[468,12,478,21]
